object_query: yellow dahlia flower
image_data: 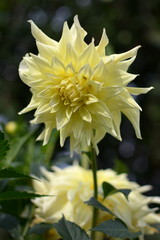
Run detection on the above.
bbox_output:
[19,16,152,153]
[32,165,160,239]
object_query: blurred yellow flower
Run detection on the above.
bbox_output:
[19,16,152,153]
[32,165,160,239]
[5,121,18,134]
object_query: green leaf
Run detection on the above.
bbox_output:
[152,223,160,231]
[28,223,55,235]
[5,131,35,166]
[53,215,91,240]
[85,197,116,217]
[0,130,10,162]
[91,219,141,239]
[114,158,128,174]
[0,213,22,239]
[145,233,160,240]
[0,168,39,180]
[0,191,48,201]
[102,181,131,199]
[144,224,160,240]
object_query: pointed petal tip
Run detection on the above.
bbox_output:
[118,135,122,141]
[60,139,64,147]
[42,141,47,146]
[137,135,142,140]
[148,86,154,91]
[134,45,141,52]
[18,110,22,115]
[74,15,79,21]
[102,28,108,39]
[27,20,35,27]
[18,108,29,115]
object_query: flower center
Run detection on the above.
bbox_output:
[58,75,90,110]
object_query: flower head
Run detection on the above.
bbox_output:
[19,16,152,153]
[32,165,160,239]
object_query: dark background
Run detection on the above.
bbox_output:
[0,0,160,194]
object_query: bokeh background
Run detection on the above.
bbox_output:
[0,0,160,194]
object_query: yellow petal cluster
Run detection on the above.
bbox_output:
[32,165,160,239]
[19,16,152,153]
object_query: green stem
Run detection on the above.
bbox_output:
[90,146,98,240]
[22,204,35,239]
[43,130,59,167]
[90,147,98,199]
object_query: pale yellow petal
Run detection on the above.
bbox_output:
[112,110,122,140]
[113,46,141,62]
[93,60,108,81]
[43,126,53,145]
[51,56,65,76]
[65,43,78,67]
[36,41,60,61]
[35,103,51,115]
[18,97,38,114]
[60,126,71,147]
[66,106,73,119]
[79,107,92,122]
[122,108,142,139]
[100,86,124,101]
[126,86,153,95]
[36,129,45,141]
[28,20,57,46]
[84,94,99,105]
[94,129,106,144]
[120,89,142,110]
[90,102,111,118]
[73,29,87,54]
[115,55,137,71]
[59,21,70,49]
[78,41,100,68]
[71,116,84,140]
[78,64,92,80]
[72,15,87,39]
[108,70,138,86]
[96,28,109,56]
[56,107,69,130]
[92,114,112,129]
[19,56,29,77]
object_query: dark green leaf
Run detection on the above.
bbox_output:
[119,189,131,198]
[28,223,55,235]
[5,131,34,166]
[0,213,21,239]
[54,215,91,240]
[0,191,48,201]
[102,181,116,198]
[84,197,116,217]
[91,219,141,239]
[114,158,128,174]
[144,224,160,240]
[145,233,160,240]
[102,181,131,199]
[0,168,39,180]
[0,130,10,162]
[152,223,160,231]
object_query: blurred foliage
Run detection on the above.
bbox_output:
[0,0,160,193]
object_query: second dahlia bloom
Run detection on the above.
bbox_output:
[32,165,160,239]
[19,16,152,153]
